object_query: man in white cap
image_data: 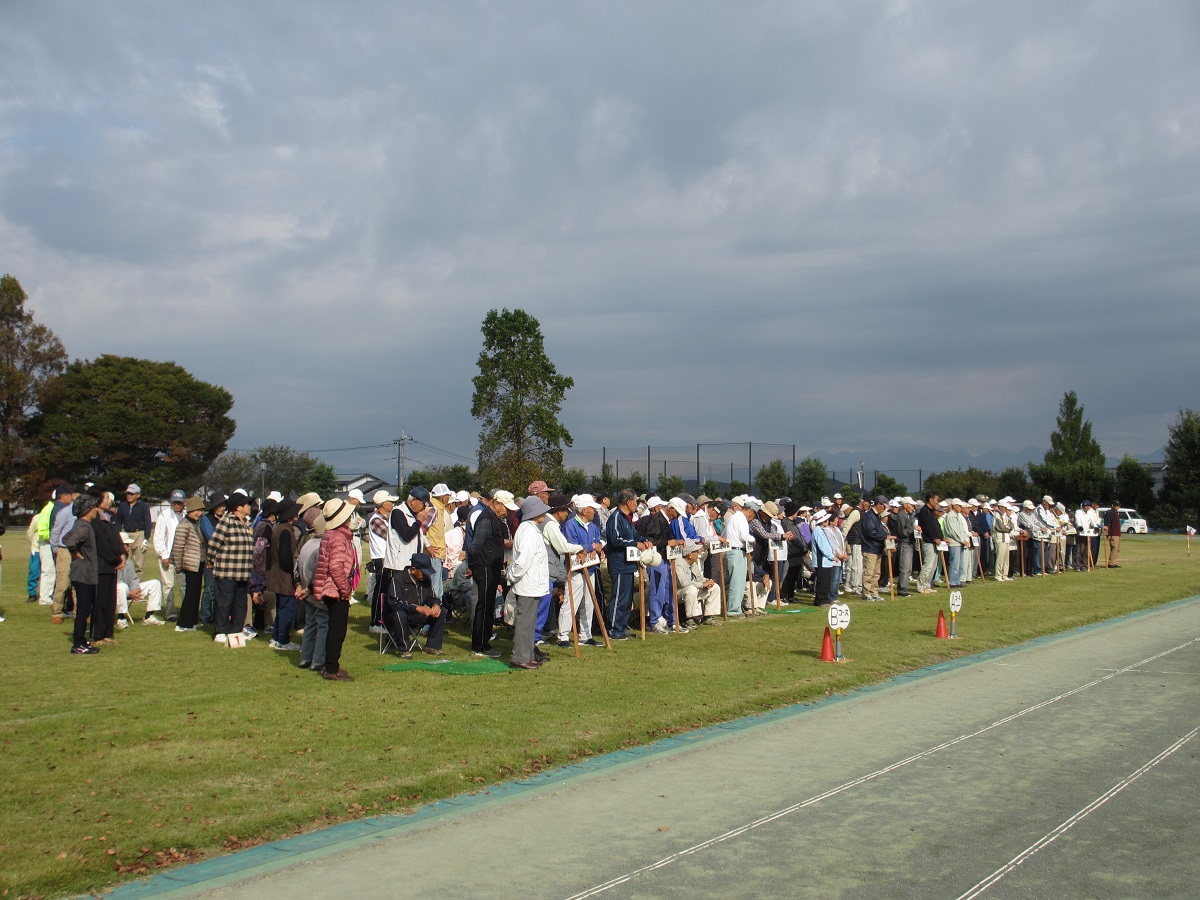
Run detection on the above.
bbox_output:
[561,494,605,647]
[677,540,721,626]
[153,489,188,620]
[115,484,152,576]
[366,489,398,632]
[636,496,685,632]
[722,495,751,616]
[426,483,455,600]
[1036,495,1060,574]
[890,498,915,597]
[467,489,518,656]
[992,501,1015,580]
[1017,500,1043,575]
[1075,499,1100,570]
[116,530,164,627]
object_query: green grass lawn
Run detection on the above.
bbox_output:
[2,532,1197,897]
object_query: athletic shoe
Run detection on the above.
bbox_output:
[298,660,311,669]
[583,637,604,645]
[509,660,539,670]
[651,622,669,635]
[609,631,630,641]
[534,650,550,663]
[277,642,301,651]
[243,626,257,638]
[165,614,178,622]
[143,615,165,625]
[421,646,444,656]
[348,597,360,604]
[115,618,129,629]
[27,594,37,603]
[556,640,572,648]
[321,669,354,681]
[214,633,228,644]
[398,651,413,659]
[535,638,545,646]
[897,592,911,598]
[368,625,386,635]
[175,625,197,632]
[70,644,99,654]
[472,649,502,658]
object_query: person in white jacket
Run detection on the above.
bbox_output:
[153,489,186,619]
[508,497,551,670]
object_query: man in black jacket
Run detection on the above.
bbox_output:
[890,498,916,597]
[860,496,890,601]
[115,484,152,576]
[466,490,517,655]
[385,553,448,658]
[915,492,944,594]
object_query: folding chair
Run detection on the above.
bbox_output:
[380,585,421,657]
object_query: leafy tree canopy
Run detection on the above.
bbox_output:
[790,457,828,504]
[31,355,234,498]
[921,467,1000,501]
[204,444,320,499]
[0,274,67,519]
[471,308,574,492]
[303,461,340,498]
[1028,390,1109,506]
[755,459,790,500]
[1160,409,1200,526]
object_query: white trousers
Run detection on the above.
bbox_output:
[117,579,163,615]
[557,569,595,642]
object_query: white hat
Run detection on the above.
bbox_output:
[125,483,141,494]
[820,497,832,507]
[454,489,470,504]
[266,490,284,503]
[572,493,603,511]
[938,501,949,509]
[889,499,901,508]
[646,495,665,509]
[372,489,399,505]
[639,547,663,567]
[667,497,687,516]
[833,492,843,499]
[1042,495,1054,504]
[347,488,365,503]
[799,505,812,511]
[322,498,354,530]
[968,498,980,507]
[812,510,831,525]
[431,483,453,498]
[492,489,519,511]
[1023,499,1036,509]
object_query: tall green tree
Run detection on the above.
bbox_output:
[0,274,67,521]
[1160,409,1200,526]
[1113,455,1153,513]
[1028,391,1109,506]
[755,459,790,499]
[471,308,574,492]
[870,473,907,499]
[700,479,720,500]
[921,467,999,501]
[790,456,828,503]
[31,355,234,497]
[996,466,1031,500]
[204,445,320,498]
[656,473,686,498]
[303,462,340,498]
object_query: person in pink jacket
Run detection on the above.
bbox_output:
[314,498,356,681]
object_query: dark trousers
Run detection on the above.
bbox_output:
[323,598,350,673]
[367,559,385,626]
[178,570,203,629]
[273,593,297,643]
[92,573,117,640]
[213,577,248,636]
[471,563,502,651]
[200,568,215,624]
[607,569,635,635]
[71,582,96,647]
[814,567,832,606]
[391,602,449,650]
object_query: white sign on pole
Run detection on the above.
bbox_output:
[949,590,963,613]
[827,603,851,630]
[626,546,641,563]
[666,544,684,560]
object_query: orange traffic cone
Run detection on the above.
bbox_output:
[820,626,836,662]
[935,610,949,639]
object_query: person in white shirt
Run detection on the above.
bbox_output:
[366,490,397,632]
[1075,500,1100,570]
[153,489,186,619]
[508,497,551,669]
[722,497,751,617]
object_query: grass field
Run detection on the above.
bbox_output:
[2,531,1197,897]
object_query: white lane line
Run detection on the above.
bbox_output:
[955,723,1200,900]
[564,637,1200,900]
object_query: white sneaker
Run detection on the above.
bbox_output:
[652,622,669,635]
[349,597,360,604]
[115,618,129,629]
[272,641,301,651]
[214,633,228,644]
[143,615,165,625]
[368,625,386,635]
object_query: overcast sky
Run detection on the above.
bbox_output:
[3,1,1197,481]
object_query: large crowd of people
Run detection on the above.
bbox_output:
[18,478,1130,677]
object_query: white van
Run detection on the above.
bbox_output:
[1096,508,1148,534]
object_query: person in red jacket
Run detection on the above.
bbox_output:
[315,498,357,681]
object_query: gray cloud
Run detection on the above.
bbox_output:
[2,0,1198,480]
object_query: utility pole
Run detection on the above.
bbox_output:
[395,431,411,493]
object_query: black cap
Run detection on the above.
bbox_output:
[409,552,437,580]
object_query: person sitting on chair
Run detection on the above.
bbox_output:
[385,552,448,658]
